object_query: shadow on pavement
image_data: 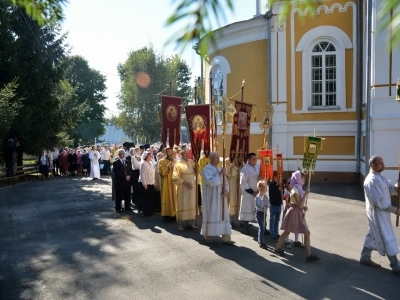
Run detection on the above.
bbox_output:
[310,183,364,202]
[0,177,398,300]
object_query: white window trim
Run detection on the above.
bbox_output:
[296,26,353,113]
[209,55,231,97]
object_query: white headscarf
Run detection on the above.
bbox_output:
[141,150,150,161]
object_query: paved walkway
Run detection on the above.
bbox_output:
[0,176,399,300]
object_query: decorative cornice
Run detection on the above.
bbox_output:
[207,17,268,55]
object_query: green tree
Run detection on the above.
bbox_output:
[62,55,107,144]
[53,79,88,146]
[10,0,67,25]
[0,2,68,156]
[116,45,192,143]
[0,80,22,160]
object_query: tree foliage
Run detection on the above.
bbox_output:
[0,80,22,156]
[10,0,67,25]
[116,45,192,143]
[62,55,107,144]
[0,2,107,158]
[0,2,68,154]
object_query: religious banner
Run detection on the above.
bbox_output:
[258,149,274,181]
[184,104,211,161]
[276,153,283,183]
[161,95,182,148]
[229,101,253,164]
[302,136,322,171]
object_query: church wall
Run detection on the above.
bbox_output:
[208,39,269,121]
[367,0,400,182]
[286,1,357,122]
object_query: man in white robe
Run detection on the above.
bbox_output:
[239,152,258,235]
[201,152,235,245]
[89,146,101,180]
[360,155,400,274]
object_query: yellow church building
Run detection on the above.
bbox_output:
[198,0,399,183]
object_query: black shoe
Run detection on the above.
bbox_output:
[115,209,122,213]
[264,230,270,236]
[231,223,236,229]
[125,208,132,211]
[306,254,321,262]
[294,241,305,248]
[274,248,285,257]
[271,236,279,241]
[259,243,266,249]
[242,230,250,235]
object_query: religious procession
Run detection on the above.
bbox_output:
[110,91,400,274]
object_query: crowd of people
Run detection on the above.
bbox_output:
[36,144,119,180]
[34,141,400,272]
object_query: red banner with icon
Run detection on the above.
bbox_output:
[258,149,274,181]
[229,101,253,164]
[161,95,182,148]
[185,104,211,161]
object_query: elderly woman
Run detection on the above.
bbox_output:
[37,150,50,180]
[138,150,157,217]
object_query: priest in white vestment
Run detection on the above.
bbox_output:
[360,155,400,274]
[201,152,235,245]
[239,153,259,235]
[89,146,101,180]
[173,149,198,231]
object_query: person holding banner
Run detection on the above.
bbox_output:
[274,170,320,262]
[360,156,400,274]
[173,149,198,231]
[239,153,258,235]
[201,152,235,245]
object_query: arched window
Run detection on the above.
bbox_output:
[213,69,224,122]
[209,55,231,123]
[296,26,353,112]
[311,41,337,107]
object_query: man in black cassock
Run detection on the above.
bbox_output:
[113,149,133,213]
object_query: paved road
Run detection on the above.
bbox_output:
[0,177,399,300]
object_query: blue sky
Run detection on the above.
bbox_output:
[62,0,265,116]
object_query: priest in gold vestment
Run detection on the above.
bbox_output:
[173,149,197,230]
[158,146,176,223]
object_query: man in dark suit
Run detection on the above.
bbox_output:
[112,149,133,213]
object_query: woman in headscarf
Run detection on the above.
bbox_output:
[59,150,69,176]
[138,150,156,216]
[37,150,50,180]
[274,170,320,262]
[89,146,101,180]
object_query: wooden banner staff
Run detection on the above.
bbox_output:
[397,155,400,227]
[221,105,227,221]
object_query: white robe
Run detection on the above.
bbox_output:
[363,171,399,256]
[239,163,258,221]
[89,150,101,179]
[201,164,231,237]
